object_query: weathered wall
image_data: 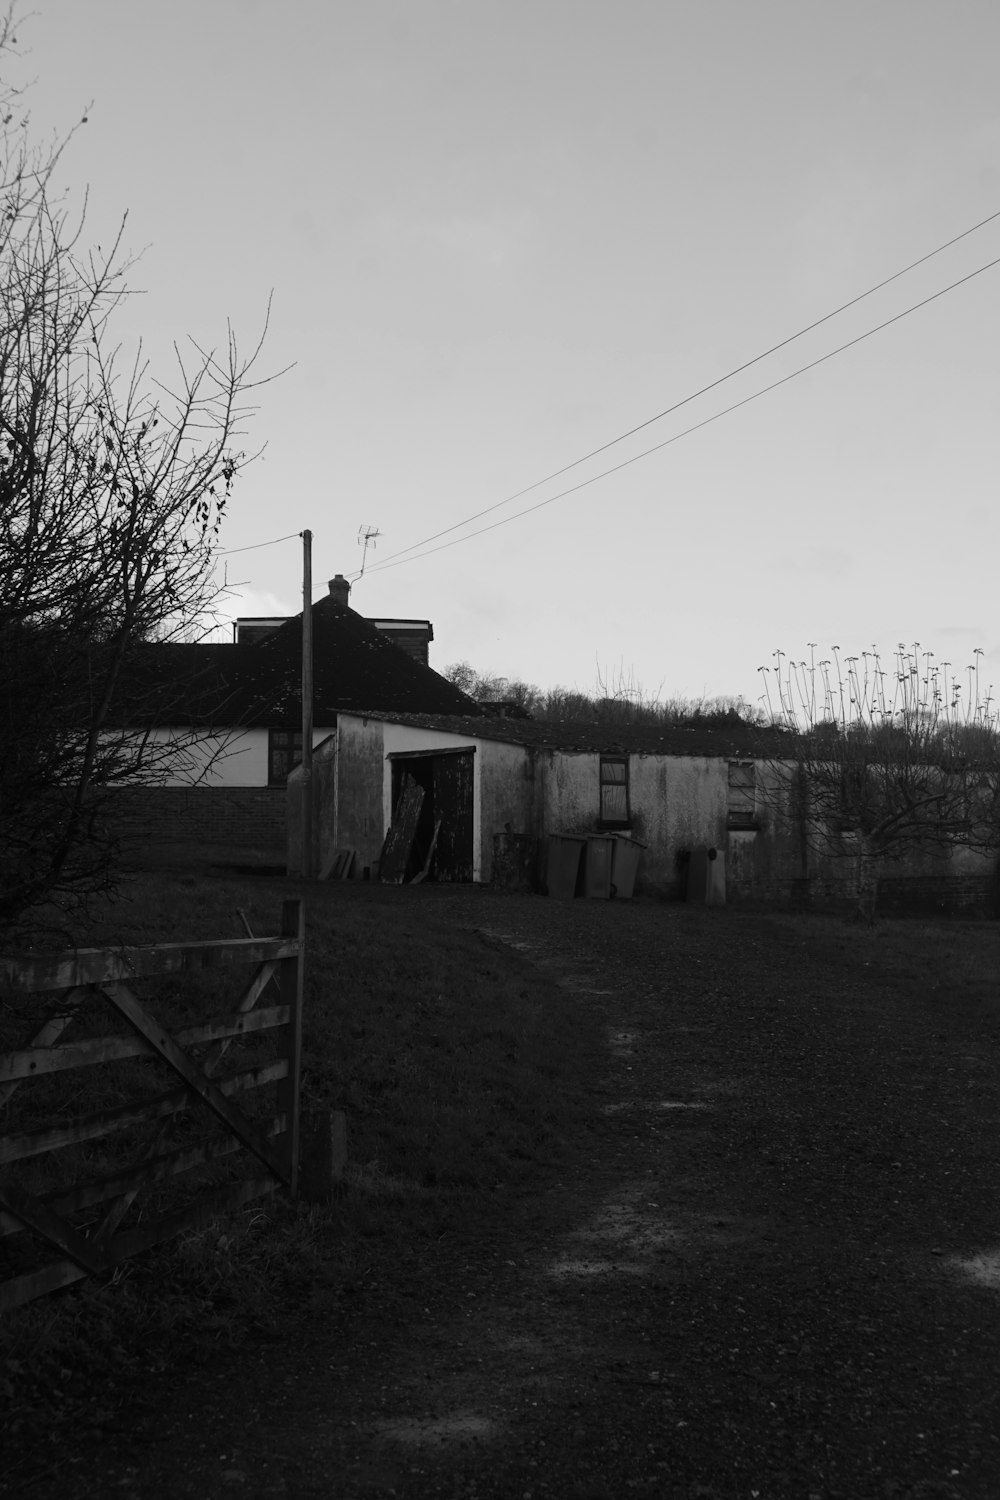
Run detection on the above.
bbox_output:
[287,733,340,876]
[326,723,1000,912]
[334,722,540,886]
[725,763,1000,914]
[313,734,339,873]
[478,738,536,884]
[652,757,728,895]
[334,716,388,877]
[725,759,805,903]
[538,750,596,838]
[539,751,731,897]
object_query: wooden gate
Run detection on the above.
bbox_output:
[0,900,304,1314]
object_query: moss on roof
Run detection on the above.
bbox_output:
[341,710,797,759]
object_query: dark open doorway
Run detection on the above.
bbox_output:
[389,748,475,882]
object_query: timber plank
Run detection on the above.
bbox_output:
[320,847,355,880]
[0,936,299,993]
[0,1004,290,1084]
[379,777,425,883]
[0,1183,107,1275]
[176,1003,289,1050]
[278,900,304,1196]
[0,1138,242,1237]
[213,1058,287,1094]
[0,1116,287,1238]
[411,817,443,884]
[0,1032,155,1080]
[232,959,280,1019]
[0,1258,89,1316]
[0,1060,287,1165]
[0,1084,194,1165]
[0,986,92,1106]
[99,981,292,1186]
[0,1178,279,1314]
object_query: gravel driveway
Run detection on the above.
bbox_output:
[10,894,1000,1499]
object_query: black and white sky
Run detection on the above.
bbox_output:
[19,0,1000,708]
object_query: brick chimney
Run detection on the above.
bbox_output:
[328,573,351,607]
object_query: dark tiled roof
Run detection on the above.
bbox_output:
[132,600,479,727]
[344,710,797,759]
[120,643,253,726]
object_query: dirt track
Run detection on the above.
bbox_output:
[8,893,1000,1499]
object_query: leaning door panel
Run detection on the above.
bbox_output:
[433,752,474,881]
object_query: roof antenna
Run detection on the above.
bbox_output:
[357,524,382,579]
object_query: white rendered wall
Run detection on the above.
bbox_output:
[143,726,335,787]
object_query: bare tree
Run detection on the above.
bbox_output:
[592,662,761,730]
[445,656,762,730]
[758,645,1000,921]
[443,661,542,717]
[0,13,276,930]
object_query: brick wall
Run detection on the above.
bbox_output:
[104,785,287,855]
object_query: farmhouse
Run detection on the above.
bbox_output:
[115,575,478,851]
[298,711,998,913]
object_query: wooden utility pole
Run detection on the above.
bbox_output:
[301,529,314,879]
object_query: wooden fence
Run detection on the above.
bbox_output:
[0,900,304,1314]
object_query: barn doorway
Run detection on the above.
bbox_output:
[388,748,475,882]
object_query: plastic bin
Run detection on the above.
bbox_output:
[687,846,726,906]
[610,836,644,899]
[546,834,586,898]
[584,835,616,898]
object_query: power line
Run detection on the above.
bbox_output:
[362,204,1000,577]
[218,530,301,556]
[364,248,1000,575]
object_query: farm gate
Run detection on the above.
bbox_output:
[0,900,304,1313]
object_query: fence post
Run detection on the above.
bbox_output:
[280,899,305,1196]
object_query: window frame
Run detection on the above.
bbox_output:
[726,760,758,830]
[599,755,631,828]
[268,729,303,787]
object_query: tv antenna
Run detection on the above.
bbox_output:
[357,524,382,579]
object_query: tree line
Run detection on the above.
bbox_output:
[443,660,759,730]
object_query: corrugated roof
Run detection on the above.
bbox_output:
[343,710,797,759]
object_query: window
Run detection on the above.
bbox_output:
[599,756,630,825]
[727,761,757,828]
[268,730,303,787]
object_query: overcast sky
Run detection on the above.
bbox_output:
[17,0,1000,713]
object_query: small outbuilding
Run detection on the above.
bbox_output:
[295,711,998,913]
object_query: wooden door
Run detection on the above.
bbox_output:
[432,752,474,881]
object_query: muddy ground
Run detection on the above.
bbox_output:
[5,893,1000,1499]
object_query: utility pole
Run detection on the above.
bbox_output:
[301,529,314,879]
